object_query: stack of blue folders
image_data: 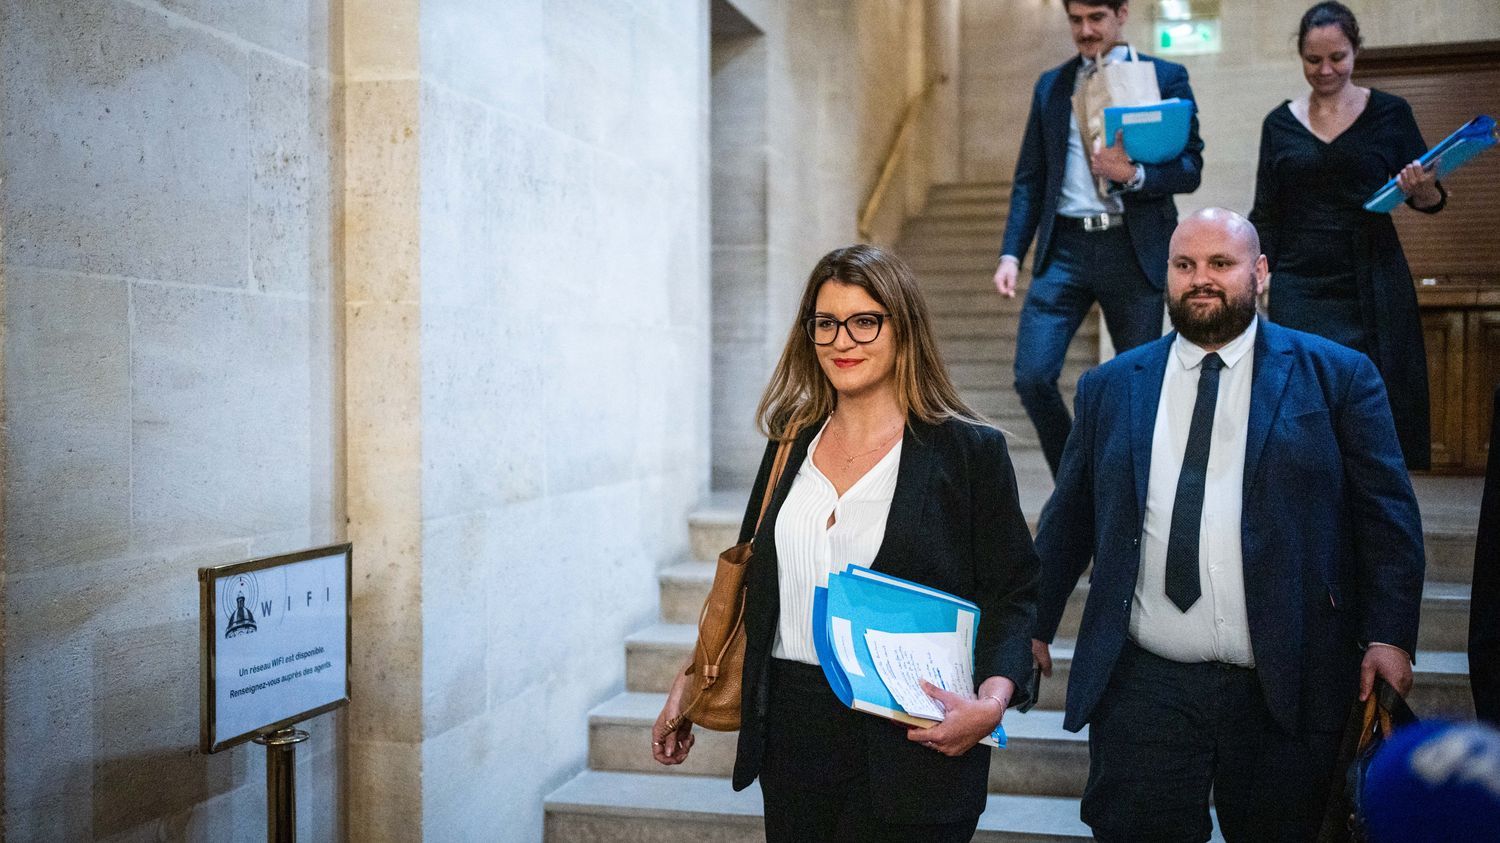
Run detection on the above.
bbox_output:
[812,565,1006,748]
[1102,98,1193,164]
[1364,114,1498,213]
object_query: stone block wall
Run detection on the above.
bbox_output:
[2,1,953,839]
[711,0,952,490]
[2,0,341,839]
[411,1,711,837]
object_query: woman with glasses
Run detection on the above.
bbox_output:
[652,244,1041,841]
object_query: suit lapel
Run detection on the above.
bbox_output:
[1243,319,1294,497]
[1130,338,1172,516]
[1048,57,1082,164]
[871,416,936,574]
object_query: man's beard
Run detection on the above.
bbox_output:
[1167,283,1258,347]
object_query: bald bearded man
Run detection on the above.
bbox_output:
[1031,209,1425,841]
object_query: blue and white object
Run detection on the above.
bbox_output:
[1364,114,1498,213]
[812,565,1006,748]
[1102,98,1194,164]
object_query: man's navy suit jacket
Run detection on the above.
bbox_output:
[1000,53,1204,289]
[1034,319,1425,736]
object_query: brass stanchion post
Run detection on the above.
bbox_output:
[255,727,310,842]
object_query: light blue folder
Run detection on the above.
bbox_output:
[1102,98,1193,164]
[812,565,1006,748]
[1363,115,1498,213]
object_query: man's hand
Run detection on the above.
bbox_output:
[993,258,1019,298]
[1090,130,1136,184]
[1360,643,1414,701]
[1031,638,1053,678]
[906,677,1013,756]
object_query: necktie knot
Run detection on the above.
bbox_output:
[1201,352,1224,373]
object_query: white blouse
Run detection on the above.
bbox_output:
[772,420,903,664]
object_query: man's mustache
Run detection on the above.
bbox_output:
[1179,286,1226,304]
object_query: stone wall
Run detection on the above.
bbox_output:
[711,0,953,490]
[2,1,962,839]
[1,0,341,839]
[408,1,711,838]
[961,0,1500,215]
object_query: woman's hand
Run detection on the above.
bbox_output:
[651,666,697,765]
[1395,159,1442,209]
[905,676,1014,757]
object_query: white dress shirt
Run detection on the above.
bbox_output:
[1057,45,1130,218]
[772,420,902,665]
[1130,320,1257,665]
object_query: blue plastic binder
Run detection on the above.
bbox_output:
[1102,98,1193,164]
[812,565,1006,748]
[1364,115,1498,213]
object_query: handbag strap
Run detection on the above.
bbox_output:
[752,422,802,535]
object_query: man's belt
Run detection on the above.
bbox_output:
[1057,212,1125,232]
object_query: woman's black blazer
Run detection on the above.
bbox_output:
[729,414,1041,823]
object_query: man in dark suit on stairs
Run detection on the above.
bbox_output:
[1031,208,1426,841]
[992,0,1203,477]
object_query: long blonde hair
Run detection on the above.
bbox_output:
[755,244,983,439]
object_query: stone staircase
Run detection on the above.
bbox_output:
[544,482,1478,841]
[542,182,1482,840]
[895,181,1099,458]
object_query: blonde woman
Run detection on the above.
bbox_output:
[653,244,1040,842]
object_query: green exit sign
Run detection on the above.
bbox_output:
[1154,19,1222,56]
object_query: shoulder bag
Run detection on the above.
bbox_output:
[662,426,799,733]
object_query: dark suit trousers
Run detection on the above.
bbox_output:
[1014,224,1162,475]
[759,659,981,843]
[1082,643,1342,843]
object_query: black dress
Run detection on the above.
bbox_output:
[1250,89,1444,470]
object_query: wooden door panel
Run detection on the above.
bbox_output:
[1425,309,1467,470]
[1466,310,1500,472]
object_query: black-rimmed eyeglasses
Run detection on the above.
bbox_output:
[804,312,890,346]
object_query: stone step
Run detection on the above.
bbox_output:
[938,336,1098,366]
[588,692,1091,797]
[898,250,1008,273]
[904,217,1006,238]
[624,624,1477,718]
[929,181,1012,203]
[951,363,1085,392]
[1421,581,1472,651]
[545,769,1151,842]
[912,207,1008,226]
[898,235,1007,257]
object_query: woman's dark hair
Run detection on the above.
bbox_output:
[1297,1,1361,53]
[1063,0,1127,11]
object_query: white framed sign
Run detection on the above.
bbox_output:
[199,543,352,753]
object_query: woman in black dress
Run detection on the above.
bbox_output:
[1250,1,1444,469]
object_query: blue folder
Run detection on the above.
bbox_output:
[812,565,1006,748]
[1364,115,1498,213]
[1103,98,1193,164]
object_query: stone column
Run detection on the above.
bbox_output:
[339,0,425,837]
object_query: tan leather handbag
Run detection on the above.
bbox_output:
[663,428,799,733]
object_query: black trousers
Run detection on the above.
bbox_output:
[1082,643,1342,843]
[759,659,981,843]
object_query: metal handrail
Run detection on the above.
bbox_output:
[857,73,949,242]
